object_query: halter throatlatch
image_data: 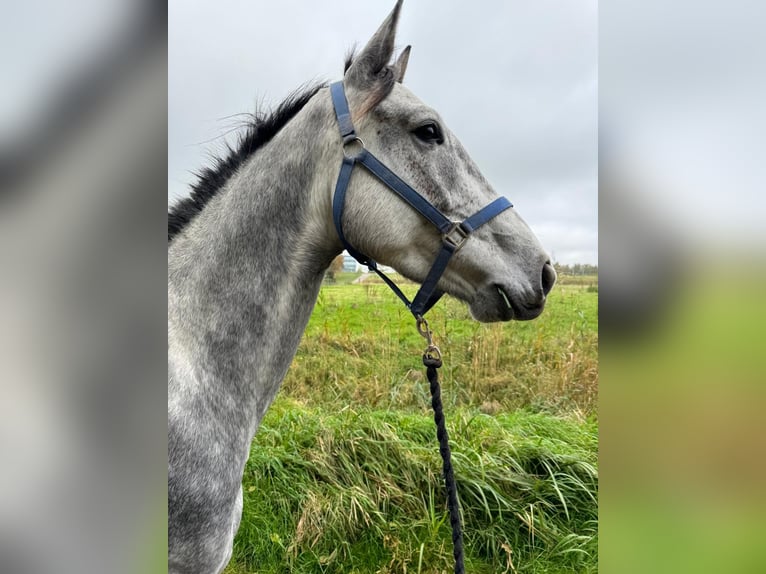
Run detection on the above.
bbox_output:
[329,81,513,319]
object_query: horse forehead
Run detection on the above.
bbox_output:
[378,83,437,120]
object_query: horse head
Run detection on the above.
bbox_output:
[334,1,555,322]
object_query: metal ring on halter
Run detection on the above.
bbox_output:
[342,136,365,159]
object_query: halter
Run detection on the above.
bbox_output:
[330,81,512,319]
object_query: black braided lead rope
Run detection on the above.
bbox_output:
[424,354,466,574]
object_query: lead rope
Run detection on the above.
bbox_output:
[417,316,465,574]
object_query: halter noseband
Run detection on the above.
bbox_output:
[330,81,512,318]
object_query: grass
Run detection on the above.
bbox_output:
[286,275,597,416]
[226,276,598,574]
[230,403,597,574]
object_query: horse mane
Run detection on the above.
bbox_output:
[169,49,397,244]
[168,82,326,243]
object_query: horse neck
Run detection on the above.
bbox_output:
[168,94,340,433]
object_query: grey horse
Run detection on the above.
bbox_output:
[168,2,555,572]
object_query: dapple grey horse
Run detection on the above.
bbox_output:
[168,2,555,572]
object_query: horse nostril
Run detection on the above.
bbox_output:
[541,262,556,296]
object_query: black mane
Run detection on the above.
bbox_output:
[168,82,326,242]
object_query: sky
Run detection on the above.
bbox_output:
[169,0,597,265]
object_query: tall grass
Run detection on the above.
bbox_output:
[225,278,598,573]
[284,280,597,416]
[230,401,598,574]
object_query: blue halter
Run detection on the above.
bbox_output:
[330,81,512,318]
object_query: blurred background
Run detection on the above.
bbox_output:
[0,1,166,573]
[0,0,764,573]
[600,1,766,572]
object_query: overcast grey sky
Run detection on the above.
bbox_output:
[169,0,597,265]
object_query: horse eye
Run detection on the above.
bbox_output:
[412,122,444,144]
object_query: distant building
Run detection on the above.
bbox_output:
[341,252,394,274]
[342,254,361,272]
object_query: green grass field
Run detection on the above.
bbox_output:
[226,274,598,573]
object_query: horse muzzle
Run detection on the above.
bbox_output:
[470,261,556,322]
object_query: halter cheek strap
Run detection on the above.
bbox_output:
[330,81,512,318]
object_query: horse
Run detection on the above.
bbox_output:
[168,2,555,572]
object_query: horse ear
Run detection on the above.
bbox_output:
[345,0,403,89]
[393,45,411,83]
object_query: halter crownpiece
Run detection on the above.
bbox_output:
[330,81,512,318]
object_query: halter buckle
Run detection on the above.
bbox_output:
[443,223,469,251]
